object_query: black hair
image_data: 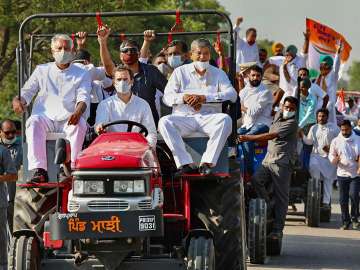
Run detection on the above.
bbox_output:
[246,28,257,36]
[248,65,263,75]
[316,108,329,117]
[298,67,309,76]
[340,120,352,128]
[284,96,299,107]
[299,78,311,89]
[167,40,189,53]
[259,48,267,54]
[114,65,134,80]
[0,119,15,130]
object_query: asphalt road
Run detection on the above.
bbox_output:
[249,190,360,270]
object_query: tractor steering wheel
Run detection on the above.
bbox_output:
[102,120,149,137]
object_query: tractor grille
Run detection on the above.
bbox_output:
[87,200,129,211]
[138,199,152,210]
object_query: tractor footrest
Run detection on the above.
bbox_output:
[40,258,185,270]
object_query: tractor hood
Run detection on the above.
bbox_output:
[75,133,156,169]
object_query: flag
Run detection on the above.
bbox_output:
[306,18,352,77]
[336,88,346,113]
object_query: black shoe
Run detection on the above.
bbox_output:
[27,168,49,184]
[177,164,198,175]
[340,222,351,230]
[199,164,213,176]
[352,220,359,229]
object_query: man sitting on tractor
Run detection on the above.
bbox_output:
[158,38,237,175]
[95,65,157,148]
[238,96,299,239]
[12,34,92,183]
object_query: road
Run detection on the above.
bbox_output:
[249,190,360,270]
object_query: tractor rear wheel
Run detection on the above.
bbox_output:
[248,198,267,264]
[8,235,41,270]
[13,187,57,233]
[191,176,247,270]
[186,236,215,270]
[306,178,320,227]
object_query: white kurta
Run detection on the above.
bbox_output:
[159,63,237,168]
[233,26,259,72]
[239,83,273,129]
[329,133,360,178]
[315,54,340,124]
[303,123,339,203]
[95,94,157,148]
[21,62,92,170]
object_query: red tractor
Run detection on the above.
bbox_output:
[9,10,247,270]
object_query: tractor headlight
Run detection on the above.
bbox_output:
[73,180,104,195]
[114,180,145,193]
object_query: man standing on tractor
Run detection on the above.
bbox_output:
[12,34,92,183]
[97,26,167,125]
[300,109,339,210]
[238,65,273,178]
[0,119,22,233]
[158,38,237,175]
[0,143,17,270]
[95,66,157,148]
[238,96,299,239]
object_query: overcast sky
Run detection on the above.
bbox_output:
[218,0,359,75]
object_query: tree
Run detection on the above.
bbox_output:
[0,0,226,119]
[348,61,360,91]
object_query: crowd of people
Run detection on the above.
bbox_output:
[0,15,359,270]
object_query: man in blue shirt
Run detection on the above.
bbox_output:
[299,78,317,132]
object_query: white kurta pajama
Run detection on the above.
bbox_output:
[316,54,341,124]
[233,26,259,72]
[303,123,340,204]
[159,63,237,168]
[21,62,92,170]
[95,94,157,148]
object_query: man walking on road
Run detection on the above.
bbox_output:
[329,120,360,230]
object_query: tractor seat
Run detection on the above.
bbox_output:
[46,132,66,141]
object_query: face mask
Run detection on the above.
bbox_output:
[156,63,171,77]
[282,110,295,119]
[53,50,74,65]
[115,80,131,94]
[168,55,184,69]
[194,61,210,72]
[1,137,16,145]
[122,53,138,65]
[249,79,261,87]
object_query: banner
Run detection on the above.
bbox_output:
[306,18,352,76]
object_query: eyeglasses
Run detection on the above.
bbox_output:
[120,47,138,54]
[3,130,16,135]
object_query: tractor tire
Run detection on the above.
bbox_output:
[248,198,267,264]
[306,178,320,227]
[13,187,57,234]
[186,236,215,270]
[8,235,41,270]
[191,176,247,270]
[266,236,282,256]
[320,206,331,223]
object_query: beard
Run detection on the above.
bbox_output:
[249,79,261,87]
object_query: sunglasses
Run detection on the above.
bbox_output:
[120,47,138,54]
[3,130,16,135]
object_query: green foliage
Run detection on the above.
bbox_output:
[348,61,360,91]
[257,39,274,56]
[0,0,226,120]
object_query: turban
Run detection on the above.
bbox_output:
[272,42,284,55]
[319,55,334,67]
[285,45,298,56]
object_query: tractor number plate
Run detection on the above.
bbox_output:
[49,210,163,240]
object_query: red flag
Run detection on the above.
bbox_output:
[336,89,346,113]
[71,33,75,50]
[96,11,103,29]
[168,32,173,44]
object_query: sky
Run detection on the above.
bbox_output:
[218,0,359,76]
